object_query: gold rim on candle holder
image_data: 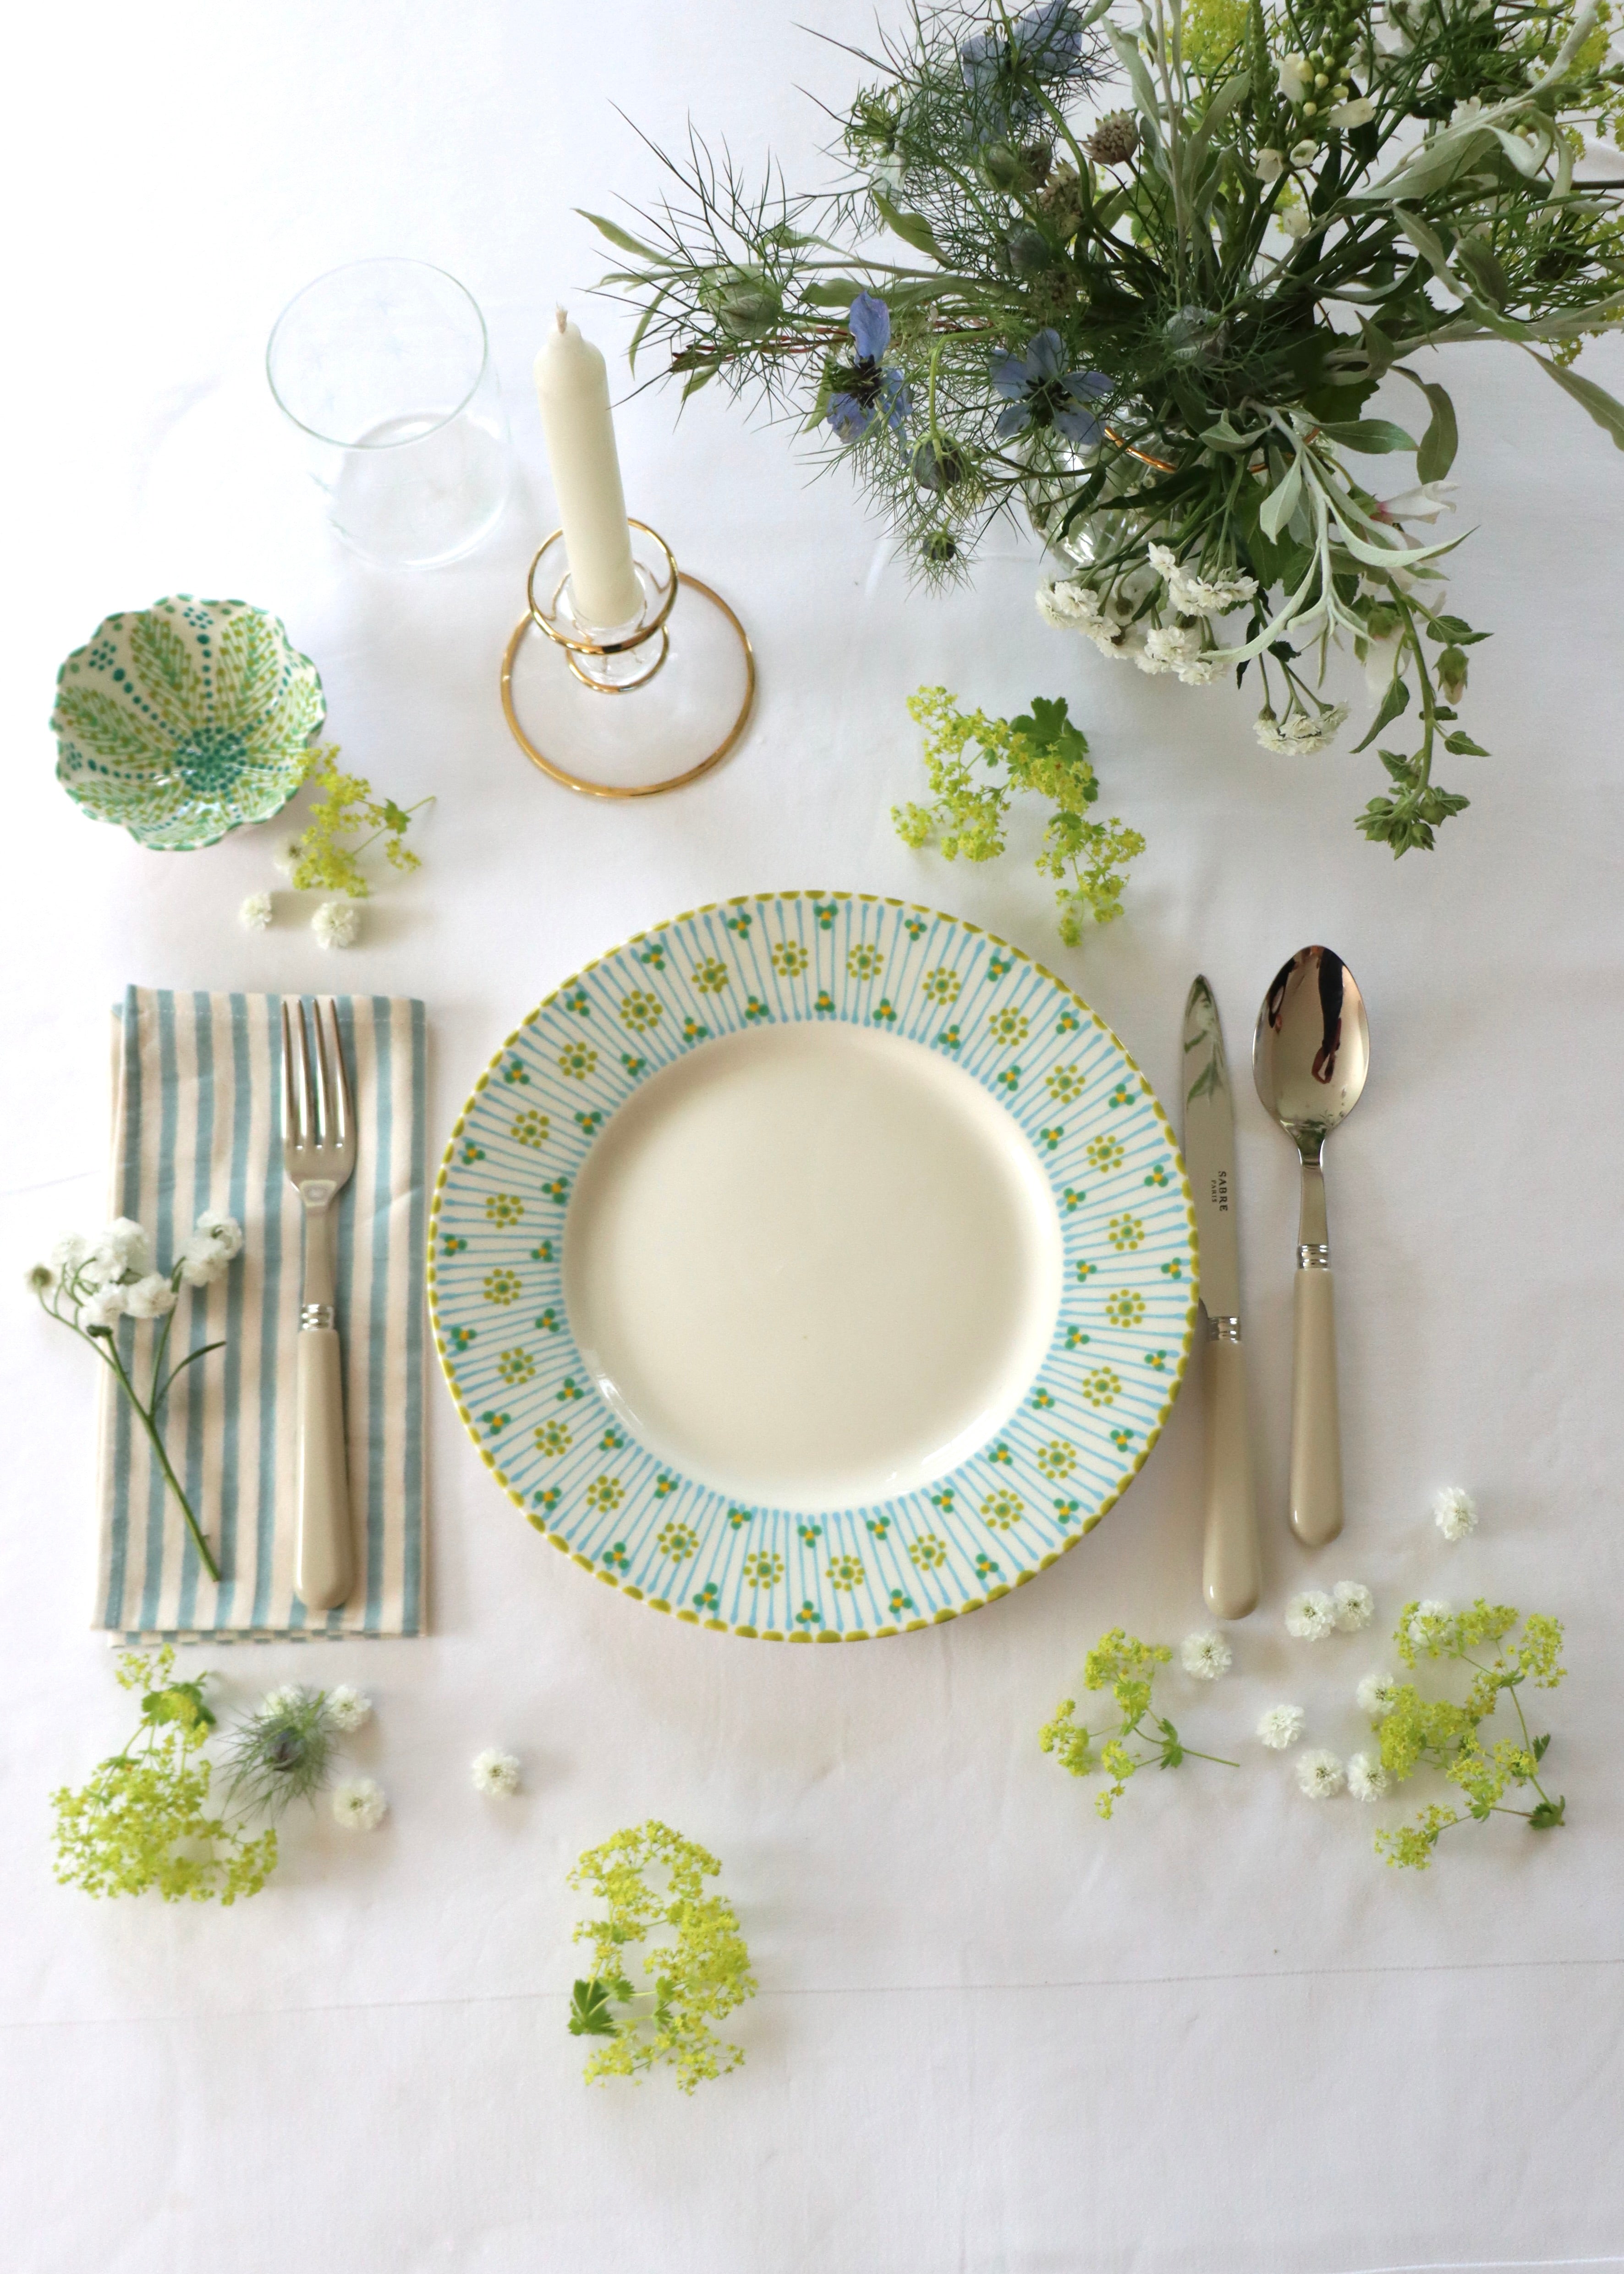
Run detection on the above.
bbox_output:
[526,520,679,693]
[501,526,756,799]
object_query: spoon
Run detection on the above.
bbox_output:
[1253,947,1370,1547]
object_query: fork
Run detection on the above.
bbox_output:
[281,998,357,1611]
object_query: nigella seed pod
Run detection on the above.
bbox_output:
[911,438,969,492]
[922,530,959,566]
[268,1730,304,1773]
[1082,110,1139,165]
[697,264,784,340]
[1007,225,1054,276]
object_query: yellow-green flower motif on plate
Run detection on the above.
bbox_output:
[428,893,1198,1642]
[52,596,324,851]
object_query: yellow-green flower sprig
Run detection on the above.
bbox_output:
[566,1819,757,2093]
[1040,1630,1238,1819]
[50,1649,278,1904]
[1370,1600,1567,1868]
[285,747,431,901]
[894,687,1145,945]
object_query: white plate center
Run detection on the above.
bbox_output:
[563,1023,1063,1511]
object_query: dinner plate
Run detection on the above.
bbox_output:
[429,894,1197,1638]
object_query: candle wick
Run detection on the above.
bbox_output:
[555,306,568,332]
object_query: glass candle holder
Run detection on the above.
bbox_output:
[267,258,511,568]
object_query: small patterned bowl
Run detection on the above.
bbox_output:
[51,595,324,850]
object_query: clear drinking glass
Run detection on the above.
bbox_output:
[267,258,512,568]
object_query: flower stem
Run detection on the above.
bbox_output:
[102,1336,220,1583]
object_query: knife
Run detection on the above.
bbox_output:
[1182,977,1262,1619]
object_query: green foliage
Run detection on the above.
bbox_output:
[51,1650,278,1904]
[287,747,429,901]
[895,686,1145,941]
[1371,1600,1568,1868]
[1040,1629,1236,1818]
[593,0,1624,853]
[566,1820,757,2092]
[221,1690,340,1819]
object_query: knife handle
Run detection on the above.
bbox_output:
[1202,1328,1261,1619]
[1289,1263,1344,1546]
[295,1326,354,1611]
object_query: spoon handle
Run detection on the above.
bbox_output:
[1289,1261,1344,1545]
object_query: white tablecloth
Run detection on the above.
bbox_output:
[4,5,1622,2268]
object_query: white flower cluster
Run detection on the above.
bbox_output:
[1257,1703,1304,1750]
[1180,1631,1233,1680]
[1285,1582,1372,1640]
[1036,578,1226,684]
[28,1211,243,1323]
[1433,1486,1477,1542]
[1147,543,1257,619]
[1254,703,1350,755]
[328,1684,373,1734]
[472,1748,523,1796]
[313,900,362,951]
[332,1776,388,1832]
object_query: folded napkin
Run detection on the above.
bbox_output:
[94,987,428,1640]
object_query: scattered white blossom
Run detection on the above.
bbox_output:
[1181,1631,1233,1681]
[263,1684,311,1717]
[1254,146,1285,182]
[1332,1581,1374,1633]
[93,1219,151,1279]
[1278,52,1312,102]
[1357,1670,1402,1719]
[313,900,361,951]
[1329,94,1376,128]
[327,1685,373,1733]
[332,1776,388,1831]
[1285,1589,1338,1640]
[1257,1703,1305,1750]
[122,1273,178,1321]
[472,1747,523,1796]
[1297,1748,1346,1799]
[1347,1752,1388,1802]
[272,839,304,876]
[1255,703,1348,754]
[239,892,274,932]
[1433,1486,1478,1542]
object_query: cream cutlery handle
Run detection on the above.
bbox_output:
[295,1327,353,1611]
[1289,1265,1343,1546]
[1202,1332,1261,1619]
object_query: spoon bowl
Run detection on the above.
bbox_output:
[1253,946,1369,1549]
[1253,948,1370,1158]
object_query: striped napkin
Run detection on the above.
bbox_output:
[94,987,428,1640]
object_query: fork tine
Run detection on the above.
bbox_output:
[297,999,320,1148]
[310,999,335,1148]
[280,1000,302,1146]
[326,1001,354,1149]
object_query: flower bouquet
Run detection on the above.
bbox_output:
[588,0,1624,850]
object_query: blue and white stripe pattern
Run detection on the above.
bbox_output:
[95,987,427,1641]
[430,895,1196,1641]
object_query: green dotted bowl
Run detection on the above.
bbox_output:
[51,595,324,850]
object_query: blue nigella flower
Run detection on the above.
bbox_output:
[990,329,1112,445]
[826,293,911,442]
[960,1,1086,97]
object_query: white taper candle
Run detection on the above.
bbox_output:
[532,309,643,630]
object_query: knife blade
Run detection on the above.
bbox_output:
[1182,976,1260,1620]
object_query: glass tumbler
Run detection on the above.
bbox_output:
[267,258,512,567]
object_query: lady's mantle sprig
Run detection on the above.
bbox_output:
[1040,1629,1238,1817]
[895,685,1144,941]
[1369,1598,1568,1868]
[566,1820,756,2093]
[28,1214,244,1582]
[51,1649,278,1904]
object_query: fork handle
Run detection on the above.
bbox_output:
[296,1327,354,1611]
